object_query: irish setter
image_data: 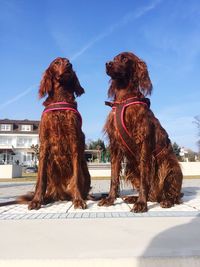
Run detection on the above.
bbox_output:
[98,52,183,212]
[1,57,91,210]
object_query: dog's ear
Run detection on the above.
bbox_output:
[73,73,85,97]
[108,80,115,99]
[133,59,152,96]
[38,68,53,98]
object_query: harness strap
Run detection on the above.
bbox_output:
[105,97,170,159]
[105,97,150,157]
[43,102,82,127]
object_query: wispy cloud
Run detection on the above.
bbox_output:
[134,0,162,18]
[0,85,36,111]
[70,0,162,61]
[0,1,161,109]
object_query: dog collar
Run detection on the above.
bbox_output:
[42,102,82,126]
[105,97,150,109]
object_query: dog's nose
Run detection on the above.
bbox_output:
[106,61,113,67]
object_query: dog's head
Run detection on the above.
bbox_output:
[39,57,84,98]
[106,52,152,98]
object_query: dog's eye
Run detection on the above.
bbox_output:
[122,57,127,62]
[54,61,61,65]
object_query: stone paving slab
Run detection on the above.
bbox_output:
[1,180,200,267]
[1,179,200,220]
[68,198,130,212]
[1,201,72,214]
[0,197,200,220]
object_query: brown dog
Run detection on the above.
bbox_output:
[1,57,91,210]
[98,52,183,212]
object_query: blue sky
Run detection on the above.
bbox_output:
[0,0,200,151]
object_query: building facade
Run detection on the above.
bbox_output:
[0,119,39,166]
[0,119,107,166]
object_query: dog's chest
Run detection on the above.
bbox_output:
[105,107,145,155]
[106,110,130,144]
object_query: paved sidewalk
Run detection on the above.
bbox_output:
[0,179,200,266]
[1,179,200,219]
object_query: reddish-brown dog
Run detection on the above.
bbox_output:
[1,57,91,210]
[98,52,183,212]
[28,57,91,210]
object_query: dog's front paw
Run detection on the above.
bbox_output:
[98,197,115,207]
[132,201,148,213]
[122,195,138,204]
[73,199,87,209]
[160,200,173,208]
[28,199,42,210]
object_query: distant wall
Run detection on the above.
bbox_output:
[88,163,111,177]
[88,162,200,178]
[0,165,22,179]
[179,162,200,176]
[89,169,111,177]
[0,162,199,179]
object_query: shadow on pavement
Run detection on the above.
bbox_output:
[139,216,200,266]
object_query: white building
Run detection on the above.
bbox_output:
[0,119,39,166]
[0,119,106,167]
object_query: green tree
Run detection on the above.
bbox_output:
[194,115,200,153]
[88,139,106,151]
[87,139,111,162]
[172,142,181,157]
[104,145,111,162]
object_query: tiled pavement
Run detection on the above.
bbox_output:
[0,179,200,220]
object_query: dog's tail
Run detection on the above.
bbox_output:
[0,192,34,207]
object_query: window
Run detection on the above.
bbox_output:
[17,137,32,147]
[23,153,32,162]
[0,137,12,145]
[21,125,31,131]
[0,124,11,131]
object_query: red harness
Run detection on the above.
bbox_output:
[43,101,82,126]
[105,97,171,159]
[105,97,150,157]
